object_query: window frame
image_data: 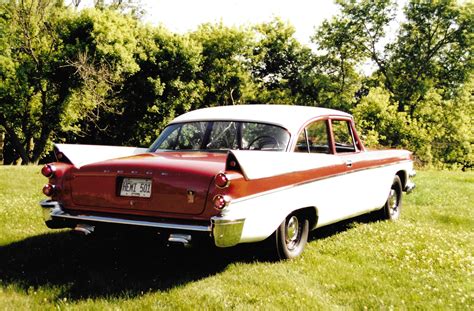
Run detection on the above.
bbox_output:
[293,116,364,155]
[328,118,360,154]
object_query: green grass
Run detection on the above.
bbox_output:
[0,167,473,310]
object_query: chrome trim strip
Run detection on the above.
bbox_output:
[56,212,212,232]
[232,160,413,204]
[40,200,211,232]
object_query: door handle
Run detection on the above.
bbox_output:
[345,160,353,168]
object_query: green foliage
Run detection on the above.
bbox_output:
[107,26,204,146]
[252,18,312,105]
[389,0,473,107]
[319,0,473,168]
[0,167,472,308]
[354,83,474,169]
[0,0,71,164]
[0,0,472,168]
[353,87,409,147]
[191,23,256,107]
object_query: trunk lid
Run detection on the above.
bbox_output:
[70,152,226,215]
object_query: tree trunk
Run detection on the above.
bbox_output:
[0,127,4,165]
[0,115,30,164]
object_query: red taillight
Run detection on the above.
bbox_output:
[215,173,230,188]
[42,184,56,196]
[41,164,56,178]
[213,195,230,210]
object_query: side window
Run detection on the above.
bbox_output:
[307,121,330,154]
[332,120,356,153]
[294,120,329,154]
[295,130,309,153]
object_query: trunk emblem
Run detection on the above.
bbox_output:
[187,190,195,204]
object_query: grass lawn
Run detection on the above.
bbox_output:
[0,167,472,310]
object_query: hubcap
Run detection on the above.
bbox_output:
[285,216,299,249]
[388,189,399,216]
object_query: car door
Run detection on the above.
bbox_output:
[330,118,383,215]
[294,119,352,225]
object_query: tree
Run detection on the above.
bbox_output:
[191,23,256,107]
[0,0,74,164]
[0,1,143,164]
[315,0,473,166]
[82,26,204,147]
[251,17,338,107]
[387,0,473,113]
[312,0,396,110]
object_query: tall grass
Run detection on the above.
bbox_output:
[0,167,472,310]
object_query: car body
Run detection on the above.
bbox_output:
[40,105,415,259]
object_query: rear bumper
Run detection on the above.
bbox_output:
[39,200,244,247]
[404,169,416,194]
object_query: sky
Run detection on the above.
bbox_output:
[76,0,340,46]
[76,0,408,62]
[142,0,340,45]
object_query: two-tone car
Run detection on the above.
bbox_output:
[40,105,415,259]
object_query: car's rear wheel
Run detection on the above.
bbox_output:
[380,175,403,221]
[273,213,309,260]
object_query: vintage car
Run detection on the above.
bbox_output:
[40,105,415,259]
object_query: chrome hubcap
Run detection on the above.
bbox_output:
[285,216,299,249]
[388,189,399,216]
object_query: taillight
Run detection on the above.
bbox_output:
[42,184,56,196]
[213,195,230,210]
[41,164,56,178]
[215,173,230,188]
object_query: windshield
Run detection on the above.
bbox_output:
[149,121,291,152]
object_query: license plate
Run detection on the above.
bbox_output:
[120,178,152,198]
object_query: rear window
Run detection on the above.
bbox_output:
[149,121,290,152]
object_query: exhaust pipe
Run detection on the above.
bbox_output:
[73,224,95,236]
[168,233,192,248]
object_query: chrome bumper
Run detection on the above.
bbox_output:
[40,200,244,247]
[404,181,416,194]
[211,217,245,248]
[404,170,416,194]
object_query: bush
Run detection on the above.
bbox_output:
[353,85,474,170]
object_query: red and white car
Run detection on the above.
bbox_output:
[40,105,415,259]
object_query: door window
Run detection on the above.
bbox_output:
[295,120,330,154]
[332,120,356,153]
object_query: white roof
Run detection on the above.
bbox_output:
[170,105,351,134]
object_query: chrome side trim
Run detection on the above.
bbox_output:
[40,200,211,232]
[211,217,245,247]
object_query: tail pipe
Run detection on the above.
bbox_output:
[168,233,192,248]
[73,224,95,236]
